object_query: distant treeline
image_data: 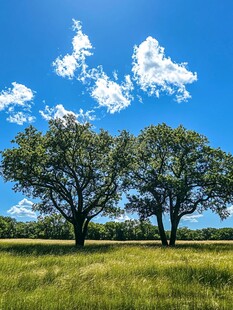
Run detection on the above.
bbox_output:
[0,215,232,241]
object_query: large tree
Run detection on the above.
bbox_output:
[1,115,131,246]
[126,124,233,246]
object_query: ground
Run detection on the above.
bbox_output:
[0,239,232,309]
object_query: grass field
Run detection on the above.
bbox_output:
[0,239,232,310]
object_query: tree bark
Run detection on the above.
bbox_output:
[156,212,168,246]
[169,220,179,246]
[73,219,86,247]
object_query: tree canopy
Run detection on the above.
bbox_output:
[126,124,233,245]
[1,115,131,246]
[1,119,233,246]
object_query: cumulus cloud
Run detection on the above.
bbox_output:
[53,54,78,80]
[182,214,203,223]
[53,19,93,80]
[0,82,35,124]
[132,36,197,102]
[53,20,197,115]
[39,104,95,123]
[7,198,37,219]
[91,72,134,113]
[0,82,34,111]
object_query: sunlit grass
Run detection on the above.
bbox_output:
[0,239,232,309]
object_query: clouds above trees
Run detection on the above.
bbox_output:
[39,104,96,123]
[52,19,197,114]
[0,19,197,125]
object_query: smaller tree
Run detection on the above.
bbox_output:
[126,124,233,246]
[37,214,74,239]
[1,115,131,246]
[0,216,16,238]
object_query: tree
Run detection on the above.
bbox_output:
[216,228,233,240]
[87,222,106,240]
[126,124,233,246]
[36,214,74,239]
[0,216,16,238]
[1,115,131,246]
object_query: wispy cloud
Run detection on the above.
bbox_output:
[7,111,36,125]
[7,198,37,219]
[53,20,93,80]
[0,82,35,124]
[132,36,197,102]
[53,20,134,114]
[39,104,95,123]
[182,214,203,223]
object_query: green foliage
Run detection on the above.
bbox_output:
[36,214,74,240]
[1,120,233,247]
[87,219,160,241]
[1,115,131,246]
[0,215,74,240]
[176,227,233,241]
[0,215,232,241]
[126,123,233,246]
[0,216,16,238]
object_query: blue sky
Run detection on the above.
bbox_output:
[0,0,233,229]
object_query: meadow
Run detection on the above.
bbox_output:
[0,239,232,310]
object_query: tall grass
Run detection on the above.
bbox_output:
[0,239,232,309]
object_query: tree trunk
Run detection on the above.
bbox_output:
[73,220,86,247]
[156,213,168,246]
[169,220,179,246]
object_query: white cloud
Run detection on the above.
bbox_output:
[76,108,96,122]
[0,82,35,124]
[91,72,134,113]
[132,36,197,102]
[39,105,55,121]
[113,70,118,81]
[39,104,95,123]
[7,111,36,125]
[53,19,93,80]
[53,20,197,114]
[227,206,233,217]
[53,54,78,79]
[0,82,34,111]
[39,104,76,120]
[72,20,93,57]
[114,214,131,222]
[52,20,134,114]
[182,214,203,223]
[7,198,37,219]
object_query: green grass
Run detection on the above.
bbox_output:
[0,239,232,309]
